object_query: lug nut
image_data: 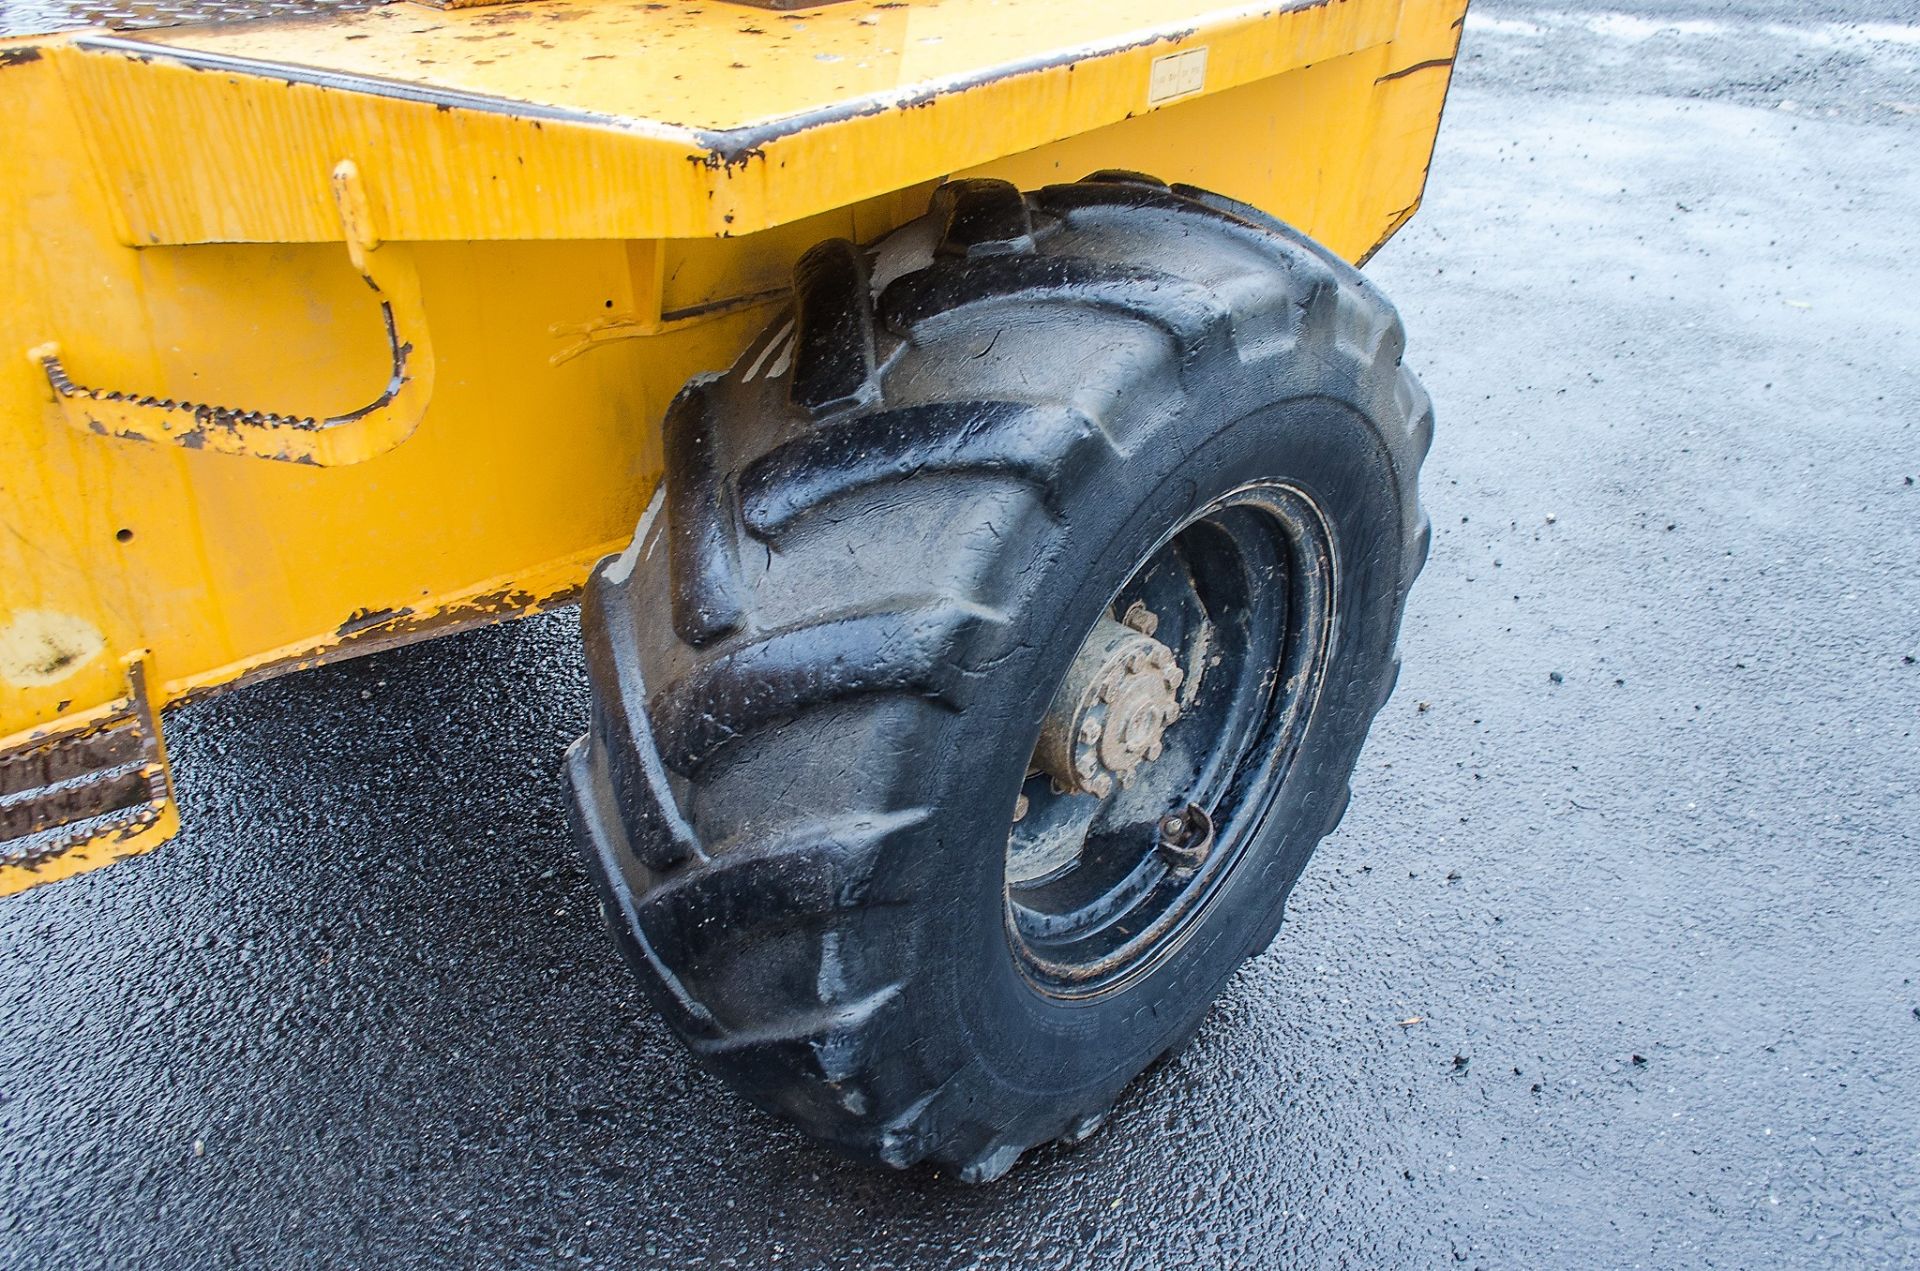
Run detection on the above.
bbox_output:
[1121,602,1159,637]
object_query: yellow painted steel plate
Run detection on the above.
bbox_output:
[63,0,1415,241]
[125,0,1378,135]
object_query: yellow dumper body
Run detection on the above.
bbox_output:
[0,0,1465,894]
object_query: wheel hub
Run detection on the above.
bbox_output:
[1033,610,1184,798]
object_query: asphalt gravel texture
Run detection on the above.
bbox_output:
[4,4,1917,1267]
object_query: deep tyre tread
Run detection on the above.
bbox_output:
[877,254,1234,355]
[738,400,1103,540]
[572,174,1434,1180]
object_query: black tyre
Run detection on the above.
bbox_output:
[567,173,1432,1181]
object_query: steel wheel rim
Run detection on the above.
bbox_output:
[1004,481,1338,998]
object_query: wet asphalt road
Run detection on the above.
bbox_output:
[4,5,1918,1268]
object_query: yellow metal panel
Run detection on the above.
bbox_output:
[1,0,1467,892]
[135,0,1397,132]
[59,0,1416,244]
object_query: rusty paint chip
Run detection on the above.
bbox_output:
[336,605,416,637]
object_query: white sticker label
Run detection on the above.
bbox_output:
[1148,47,1209,106]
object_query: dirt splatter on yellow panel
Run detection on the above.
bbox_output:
[0,611,107,688]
